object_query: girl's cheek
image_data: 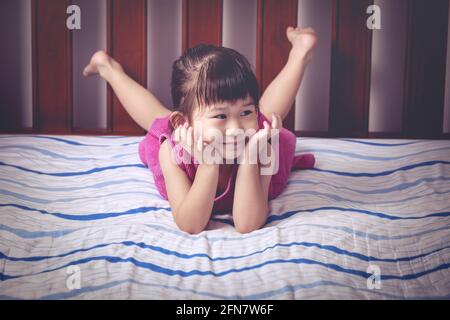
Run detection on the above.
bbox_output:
[203,127,226,144]
[245,121,259,133]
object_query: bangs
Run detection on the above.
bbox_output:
[194,52,259,111]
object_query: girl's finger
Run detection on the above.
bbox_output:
[197,138,202,152]
[193,126,199,141]
[262,121,270,139]
[276,113,283,129]
[271,113,277,130]
[180,123,187,142]
[186,127,193,147]
[271,113,282,130]
[262,121,270,141]
[174,127,180,143]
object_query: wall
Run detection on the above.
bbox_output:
[0,0,32,129]
[1,0,449,137]
[72,0,107,129]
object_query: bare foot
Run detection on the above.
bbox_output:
[286,26,317,62]
[82,50,122,78]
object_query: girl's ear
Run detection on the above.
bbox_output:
[169,111,188,129]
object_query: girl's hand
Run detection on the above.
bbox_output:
[173,123,221,165]
[286,26,317,63]
[240,113,282,166]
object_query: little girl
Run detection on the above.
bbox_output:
[83,26,317,234]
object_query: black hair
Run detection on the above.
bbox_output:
[170,44,260,130]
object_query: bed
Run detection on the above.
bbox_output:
[0,134,449,299]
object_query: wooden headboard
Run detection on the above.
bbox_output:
[1,0,449,139]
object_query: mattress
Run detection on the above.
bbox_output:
[0,134,449,299]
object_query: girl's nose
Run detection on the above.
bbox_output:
[225,127,244,143]
[225,119,241,133]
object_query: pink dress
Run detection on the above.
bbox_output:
[138,111,315,214]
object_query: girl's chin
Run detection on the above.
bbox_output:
[221,150,243,161]
[222,155,239,161]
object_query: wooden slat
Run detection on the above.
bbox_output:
[402,0,449,139]
[107,0,147,135]
[294,130,332,138]
[0,1,26,133]
[32,0,72,134]
[256,0,297,132]
[182,0,222,52]
[328,0,373,138]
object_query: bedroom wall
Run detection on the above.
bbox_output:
[1,0,449,137]
[222,0,257,73]
[295,0,332,132]
[0,0,32,130]
[445,0,450,133]
[368,0,407,134]
[72,0,107,130]
[147,0,182,110]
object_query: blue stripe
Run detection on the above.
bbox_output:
[4,202,449,222]
[0,161,145,176]
[139,222,450,243]
[211,206,450,225]
[0,203,170,220]
[0,145,137,161]
[0,189,159,204]
[292,223,450,241]
[277,189,450,206]
[1,255,449,282]
[311,160,450,177]
[286,176,450,195]
[380,263,450,280]
[30,279,450,300]
[0,224,80,239]
[97,136,134,139]
[0,145,99,161]
[0,135,139,146]
[1,241,448,265]
[336,139,422,146]
[39,280,132,300]
[2,218,448,242]
[3,279,450,300]
[111,152,138,159]
[0,177,153,192]
[299,146,450,161]
[266,206,450,223]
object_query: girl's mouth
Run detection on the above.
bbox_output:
[224,141,239,147]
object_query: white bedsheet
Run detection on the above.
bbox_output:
[0,134,449,299]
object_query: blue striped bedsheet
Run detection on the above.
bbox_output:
[0,134,449,299]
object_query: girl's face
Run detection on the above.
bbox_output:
[190,96,259,160]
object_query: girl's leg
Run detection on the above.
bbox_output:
[259,27,317,122]
[83,50,172,131]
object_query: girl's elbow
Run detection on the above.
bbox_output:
[176,220,204,234]
[183,226,204,235]
[235,224,259,234]
[234,208,269,234]
[173,211,206,235]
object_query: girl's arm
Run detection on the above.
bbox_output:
[159,140,219,234]
[232,162,271,234]
[259,27,317,122]
[232,114,281,233]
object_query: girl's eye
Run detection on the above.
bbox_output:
[241,110,253,116]
[213,114,226,120]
